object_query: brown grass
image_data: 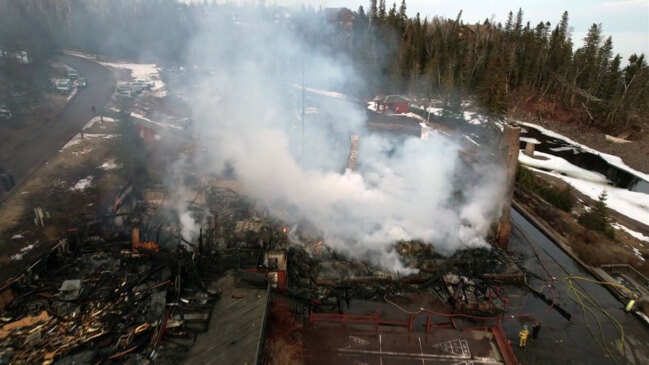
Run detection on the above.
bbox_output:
[0,289,16,314]
[0,119,122,285]
[570,228,622,266]
[0,93,69,157]
[516,170,649,279]
[262,297,304,365]
[264,337,304,365]
[558,218,649,279]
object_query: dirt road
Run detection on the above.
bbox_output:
[0,54,115,203]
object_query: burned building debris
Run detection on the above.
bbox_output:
[0,171,528,364]
[0,225,222,364]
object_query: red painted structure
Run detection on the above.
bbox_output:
[310,311,414,331]
[135,123,159,143]
[309,309,519,365]
[376,95,410,114]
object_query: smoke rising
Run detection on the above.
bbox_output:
[165,156,206,248]
[183,8,507,272]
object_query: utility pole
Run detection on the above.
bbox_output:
[301,55,305,162]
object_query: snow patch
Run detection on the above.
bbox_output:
[101,62,164,91]
[83,133,118,139]
[520,137,541,144]
[62,131,118,151]
[611,222,649,243]
[63,51,166,95]
[519,151,609,183]
[425,106,444,116]
[72,149,93,156]
[516,121,649,182]
[517,122,649,228]
[549,146,578,153]
[633,247,645,261]
[84,116,117,129]
[99,159,121,170]
[10,243,37,261]
[70,176,93,191]
[131,113,183,130]
[66,88,78,101]
[402,112,425,121]
[62,138,82,150]
[293,84,350,100]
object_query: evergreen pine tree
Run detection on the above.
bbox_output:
[578,190,614,238]
[369,0,378,23]
[378,0,386,20]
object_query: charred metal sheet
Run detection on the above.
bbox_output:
[183,271,269,365]
[58,280,82,301]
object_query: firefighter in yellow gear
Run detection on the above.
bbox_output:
[519,325,530,347]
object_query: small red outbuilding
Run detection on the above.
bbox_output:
[376,95,410,114]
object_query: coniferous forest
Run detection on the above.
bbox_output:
[1,0,647,132]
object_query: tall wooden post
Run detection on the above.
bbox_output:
[347,135,359,171]
[496,125,521,249]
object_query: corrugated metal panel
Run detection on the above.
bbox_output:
[183,271,270,365]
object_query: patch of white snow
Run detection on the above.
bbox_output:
[99,159,121,170]
[611,222,649,243]
[632,247,645,261]
[70,176,93,191]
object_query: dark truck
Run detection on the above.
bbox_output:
[0,167,15,192]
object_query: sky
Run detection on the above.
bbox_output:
[195,0,649,61]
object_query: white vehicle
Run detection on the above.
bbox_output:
[0,105,12,119]
[116,83,135,96]
[55,79,73,94]
[118,90,133,98]
[67,70,79,79]
[131,80,150,92]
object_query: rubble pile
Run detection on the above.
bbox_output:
[442,274,509,315]
[0,176,529,362]
[283,239,523,315]
[0,230,219,364]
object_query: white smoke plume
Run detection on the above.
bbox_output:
[184,8,507,272]
[166,156,203,247]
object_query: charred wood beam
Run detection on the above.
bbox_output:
[112,264,167,300]
[185,257,207,292]
[315,275,431,287]
[347,135,359,171]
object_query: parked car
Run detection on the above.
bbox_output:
[118,90,134,98]
[131,79,153,91]
[0,167,15,192]
[127,82,142,94]
[67,68,79,79]
[116,84,135,98]
[55,79,73,94]
[0,104,12,120]
[77,77,87,88]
